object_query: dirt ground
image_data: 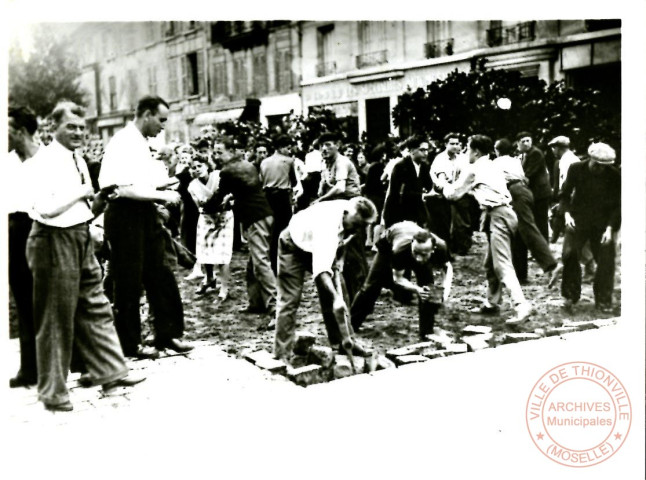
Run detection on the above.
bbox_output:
[167,231,621,358]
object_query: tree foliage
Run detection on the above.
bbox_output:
[9,24,87,118]
[392,60,620,154]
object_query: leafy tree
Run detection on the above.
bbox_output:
[9,24,87,118]
[393,59,620,155]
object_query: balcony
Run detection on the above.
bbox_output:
[424,38,454,59]
[487,21,536,48]
[356,50,388,69]
[316,61,337,77]
[211,21,269,51]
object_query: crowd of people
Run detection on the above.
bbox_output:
[8,94,621,412]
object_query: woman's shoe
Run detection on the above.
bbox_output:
[214,289,229,307]
[195,280,216,295]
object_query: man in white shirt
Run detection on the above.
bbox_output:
[7,105,40,388]
[443,135,532,324]
[273,197,378,363]
[296,140,323,211]
[26,102,144,412]
[428,133,473,254]
[100,96,192,359]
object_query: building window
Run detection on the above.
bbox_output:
[108,76,117,111]
[357,21,388,68]
[182,51,204,97]
[317,24,336,77]
[487,21,536,47]
[213,61,228,97]
[584,19,621,31]
[233,56,247,98]
[147,65,157,95]
[275,49,292,93]
[424,21,453,58]
[253,52,267,96]
[166,21,177,37]
[169,57,179,100]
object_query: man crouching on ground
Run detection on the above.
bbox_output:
[273,197,378,364]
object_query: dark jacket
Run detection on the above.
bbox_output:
[382,156,432,228]
[521,146,552,201]
[203,156,273,229]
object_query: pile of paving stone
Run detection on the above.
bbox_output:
[243,318,617,387]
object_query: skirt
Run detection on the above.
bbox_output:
[196,210,234,265]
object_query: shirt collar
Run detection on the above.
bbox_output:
[49,138,76,157]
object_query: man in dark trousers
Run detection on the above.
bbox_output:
[351,222,453,339]
[259,134,302,273]
[7,105,40,388]
[26,102,144,412]
[204,137,277,321]
[382,135,433,228]
[516,132,551,240]
[559,143,621,313]
[100,96,193,358]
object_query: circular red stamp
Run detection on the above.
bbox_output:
[526,361,632,467]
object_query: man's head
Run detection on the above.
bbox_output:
[343,143,356,159]
[342,196,378,234]
[411,229,435,264]
[255,142,270,161]
[406,135,430,164]
[212,136,239,166]
[273,135,293,156]
[548,135,571,159]
[494,138,514,157]
[587,142,616,174]
[50,101,86,151]
[467,135,494,163]
[157,145,176,170]
[516,131,533,153]
[135,95,169,138]
[8,105,38,156]
[318,132,340,162]
[444,133,462,156]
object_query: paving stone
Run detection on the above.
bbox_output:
[293,332,317,355]
[376,355,397,370]
[462,325,492,335]
[254,356,288,375]
[444,343,468,353]
[463,334,492,352]
[502,333,542,344]
[333,355,354,379]
[425,330,454,348]
[386,341,435,360]
[393,355,429,366]
[288,364,326,386]
[544,326,578,337]
[244,349,274,365]
[308,345,335,368]
[592,319,617,328]
[420,348,446,359]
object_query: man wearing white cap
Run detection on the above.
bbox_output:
[559,142,620,313]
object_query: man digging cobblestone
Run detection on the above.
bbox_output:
[273,197,378,365]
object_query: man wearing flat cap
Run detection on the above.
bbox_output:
[558,142,620,314]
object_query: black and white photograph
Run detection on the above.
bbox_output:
[2,1,644,478]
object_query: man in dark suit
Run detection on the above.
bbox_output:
[382,135,433,229]
[516,132,552,240]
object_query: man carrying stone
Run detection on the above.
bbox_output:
[26,102,144,412]
[351,222,453,339]
[100,95,193,358]
[443,135,533,324]
[273,197,378,363]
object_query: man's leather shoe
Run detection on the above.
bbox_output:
[135,345,161,359]
[471,304,500,315]
[102,374,146,392]
[163,338,194,353]
[44,401,74,412]
[239,306,267,315]
[9,373,37,388]
[78,373,93,388]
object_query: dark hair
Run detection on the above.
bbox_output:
[318,132,340,145]
[273,134,293,150]
[213,136,238,151]
[405,135,428,151]
[192,137,211,150]
[443,132,460,144]
[136,95,169,118]
[468,135,494,157]
[494,138,514,156]
[516,131,532,141]
[9,105,38,135]
[50,101,85,126]
[412,229,434,245]
[350,197,379,223]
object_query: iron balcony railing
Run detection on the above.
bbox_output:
[424,38,454,58]
[355,50,388,69]
[316,61,337,77]
[486,21,536,47]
